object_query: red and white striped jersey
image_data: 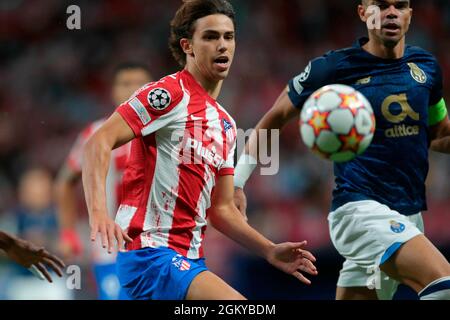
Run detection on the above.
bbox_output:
[115,70,237,259]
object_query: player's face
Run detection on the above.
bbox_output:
[112,69,152,106]
[364,0,412,47]
[189,14,235,81]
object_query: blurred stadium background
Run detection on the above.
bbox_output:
[0,0,449,299]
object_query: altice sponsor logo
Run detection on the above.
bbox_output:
[385,124,420,138]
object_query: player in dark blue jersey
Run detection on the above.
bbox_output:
[234,0,450,300]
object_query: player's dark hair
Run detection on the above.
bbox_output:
[169,0,236,67]
[112,62,152,81]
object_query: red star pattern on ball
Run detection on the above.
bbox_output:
[339,127,365,153]
[339,93,362,116]
[307,110,331,136]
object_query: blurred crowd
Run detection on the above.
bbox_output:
[0,0,449,299]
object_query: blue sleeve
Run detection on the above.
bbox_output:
[287,54,335,109]
[429,60,443,106]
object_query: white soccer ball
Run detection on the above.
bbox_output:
[300,84,375,162]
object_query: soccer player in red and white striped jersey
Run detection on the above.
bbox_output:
[82,0,318,300]
[54,63,152,299]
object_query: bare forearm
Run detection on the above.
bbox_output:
[82,137,112,218]
[245,89,296,158]
[245,110,289,158]
[235,90,298,189]
[209,205,274,259]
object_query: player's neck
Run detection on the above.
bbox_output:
[185,66,223,100]
[363,38,405,60]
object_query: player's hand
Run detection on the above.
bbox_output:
[5,235,66,283]
[266,241,318,285]
[89,212,132,253]
[233,187,248,221]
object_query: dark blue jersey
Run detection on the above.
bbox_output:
[288,37,444,216]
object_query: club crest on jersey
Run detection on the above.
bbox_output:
[408,63,427,84]
[171,254,191,271]
[148,88,171,110]
[389,220,405,233]
[222,118,234,142]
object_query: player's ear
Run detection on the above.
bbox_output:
[408,8,413,25]
[180,38,194,58]
[357,4,367,22]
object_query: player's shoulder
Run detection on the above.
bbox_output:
[307,44,358,74]
[132,72,184,111]
[405,45,440,65]
[406,45,435,58]
[326,45,359,58]
[140,73,182,94]
[323,44,362,65]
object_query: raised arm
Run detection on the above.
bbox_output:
[241,86,300,163]
[233,88,299,217]
[209,174,318,284]
[82,112,134,253]
[234,56,333,216]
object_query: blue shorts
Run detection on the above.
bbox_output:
[116,247,208,300]
[93,262,131,300]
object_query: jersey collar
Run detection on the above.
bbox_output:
[354,37,408,63]
[181,69,218,103]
